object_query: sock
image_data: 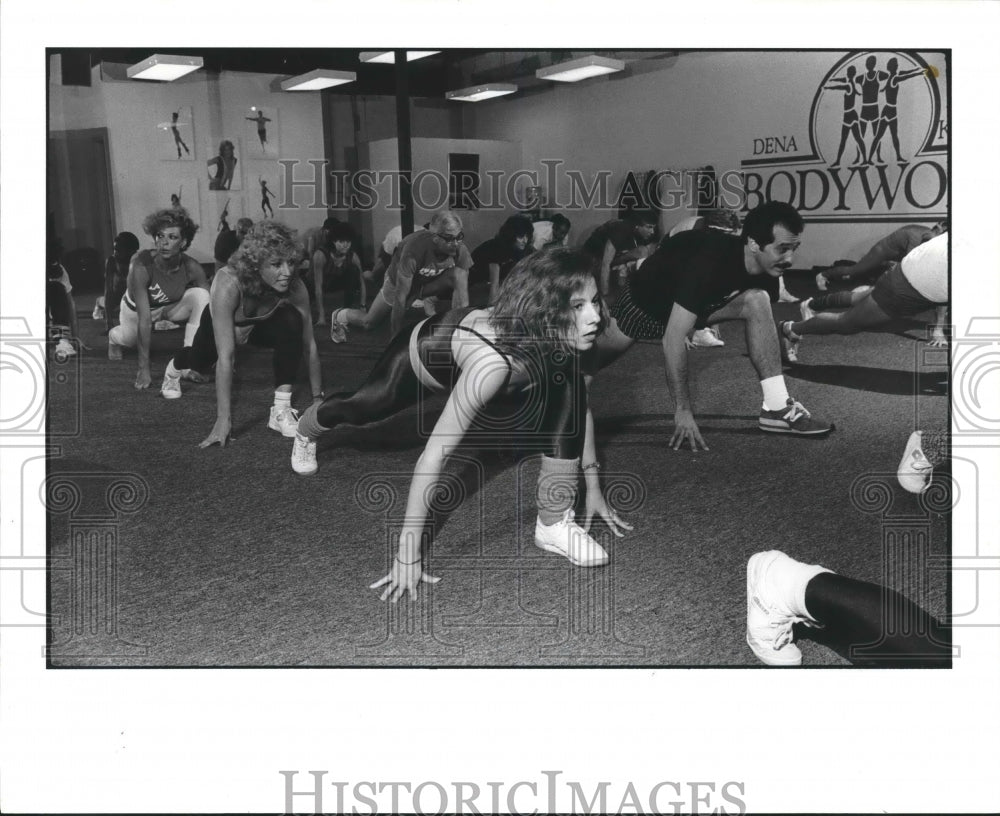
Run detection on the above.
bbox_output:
[295,401,330,440]
[165,360,181,379]
[810,291,854,311]
[536,455,580,526]
[273,389,292,409]
[768,551,833,620]
[760,375,790,412]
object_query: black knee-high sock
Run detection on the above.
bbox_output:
[810,291,855,311]
[804,572,952,667]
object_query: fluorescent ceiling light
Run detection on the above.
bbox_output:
[126,54,203,81]
[280,69,357,91]
[446,83,517,102]
[360,51,440,64]
[536,55,625,83]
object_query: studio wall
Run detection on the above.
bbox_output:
[48,59,327,264]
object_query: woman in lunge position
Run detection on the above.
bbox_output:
[292,248,633,600]
[162,221,322,446]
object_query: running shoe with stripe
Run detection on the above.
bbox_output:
[759,397,832,436]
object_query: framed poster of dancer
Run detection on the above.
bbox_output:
[243,106,279,159]
[206,137,241,191]
[159,106,195,161]
[253,171,278,218]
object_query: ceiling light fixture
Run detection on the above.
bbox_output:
[126,54,203,82]
[445,83,517,102]
[280,69,357,91]
[360,51,440,64]
[536,55,625,83]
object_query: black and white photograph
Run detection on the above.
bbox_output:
[3,1,999,814]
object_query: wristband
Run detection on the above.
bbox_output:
[582,462,601,472]
[395,554,421,565]
[312,391,325,400]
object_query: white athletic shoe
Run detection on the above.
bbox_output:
[160,371,182,399]
[291,432,318,476]
[92,302,106,320]
[897,431,933,494]
[780,321,801,363]
[153,320,181,331]
[815,272,829,292]
[329,310,348,344]
[777,277,798,303]
[688,327,725,348]
[108,340,123,361]
[746,551,818,666]
[268,405,300,437]
[799,298,816,321]
[53,338,77,360]
[534,509,609,567]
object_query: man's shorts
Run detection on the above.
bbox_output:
[611,282,746,340]
[869,263,937,319]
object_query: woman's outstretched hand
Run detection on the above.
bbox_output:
[370,557,441,602]
[582,491,634,537]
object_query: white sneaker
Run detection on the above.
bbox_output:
[268,404,300,437]
[54,338,77,360]
[534,509,609,567]
[108,340,123,361]
[778,277,798,303]
[815,272,829,292]
[329,310,348,344]
[92,302,105,320]
[689,327,725,348]
[153,320,181,331]
[897,431,933,494]
[746,551,818,666]
[291,432,318,476]
[160,372,182,399]
[780,321,800,363]
[800,298,816,321]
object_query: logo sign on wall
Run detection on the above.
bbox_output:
[741,51,948,223]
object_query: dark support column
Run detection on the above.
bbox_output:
[394,50,414,235]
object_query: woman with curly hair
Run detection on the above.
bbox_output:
[108,207,210,390]
[164,221,323,449]
[292,247,633,601]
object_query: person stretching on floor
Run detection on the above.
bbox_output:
[815,220,947,291]
[329,210,471,343]
[292,248,633,600]
[108,207,210,391]
[747,549,951,667]
[779,232,948,363]
[592,200,834,450]
[162,221,322,447]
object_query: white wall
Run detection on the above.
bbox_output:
[49,60,326,263]
[366,137,523,253]
[462,51,949,268]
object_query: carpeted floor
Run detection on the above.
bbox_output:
[46,274,949,667]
